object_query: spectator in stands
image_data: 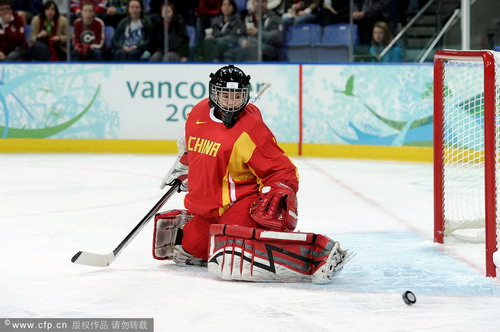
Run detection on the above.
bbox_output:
[13,0,43,25]
[0,0,29,61]
[104,0,126,28]
[194,0,220,42]
[149,2,189,62]
[70,0,106,23]
[149,0,198,26]
[198,0,244,62]
[71,1,105,61]
[225,0,282,62]
[318,0,349,26]
[352,0,390,48]
[282,0,320,27]
[111,0,152,61]
[369,20,401,62]
[30,0,68,61]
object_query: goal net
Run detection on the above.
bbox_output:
[434,50,500,278]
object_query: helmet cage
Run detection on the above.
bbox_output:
[209,83,250,114]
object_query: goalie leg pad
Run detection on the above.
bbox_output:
[207,224,352,283]
[153,209,194,260]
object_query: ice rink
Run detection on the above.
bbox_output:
[1,153,500,331]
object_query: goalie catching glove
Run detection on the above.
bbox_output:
[160,138,189,192]
[250,181,298,232]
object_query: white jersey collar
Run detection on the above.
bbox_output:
[209,107,223,123]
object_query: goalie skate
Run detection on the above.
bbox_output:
[311,246,356,283]
[172,245,207,266]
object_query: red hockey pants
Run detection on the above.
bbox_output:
[182,194,260,261]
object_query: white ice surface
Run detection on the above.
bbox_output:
[1,154,500,331]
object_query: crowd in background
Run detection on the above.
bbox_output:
[0,0,423,63]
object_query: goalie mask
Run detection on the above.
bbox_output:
[209,65,251,128]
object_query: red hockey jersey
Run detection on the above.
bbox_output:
[0,11,26,54]
[73,17,105,50]
[184,99,299,218]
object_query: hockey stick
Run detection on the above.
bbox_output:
[249,81,271,104]
[71,180,181,267]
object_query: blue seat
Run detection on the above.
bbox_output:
[104,26,114,49]
[185,25,197,60]
[287,23,321,45]
[286,24,321,62]
[186,25,196,47]
[320,24,358,46]
[24,25,32,46]
[314,24,358,62]
[143,0,151,12]
[234,0,246,12]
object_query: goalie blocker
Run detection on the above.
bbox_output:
[153,209,205,266]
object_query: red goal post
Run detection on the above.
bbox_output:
[434,50,499,278]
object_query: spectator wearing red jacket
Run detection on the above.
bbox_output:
[0,0,29,61]
[71,1,105,61]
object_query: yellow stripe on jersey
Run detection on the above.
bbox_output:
[228,132,258,181]
[219,132,258,216]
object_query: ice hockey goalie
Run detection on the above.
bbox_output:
[155,65,354,283]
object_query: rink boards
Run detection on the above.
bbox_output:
[0,63,434,161]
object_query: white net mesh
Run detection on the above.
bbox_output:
[440,53,500,244]
[442,60,485,235]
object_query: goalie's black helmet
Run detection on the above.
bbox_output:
[209,65,251,128]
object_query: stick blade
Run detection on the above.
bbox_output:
[71,251,115,267]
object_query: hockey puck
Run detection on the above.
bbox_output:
[402,291,416,306]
